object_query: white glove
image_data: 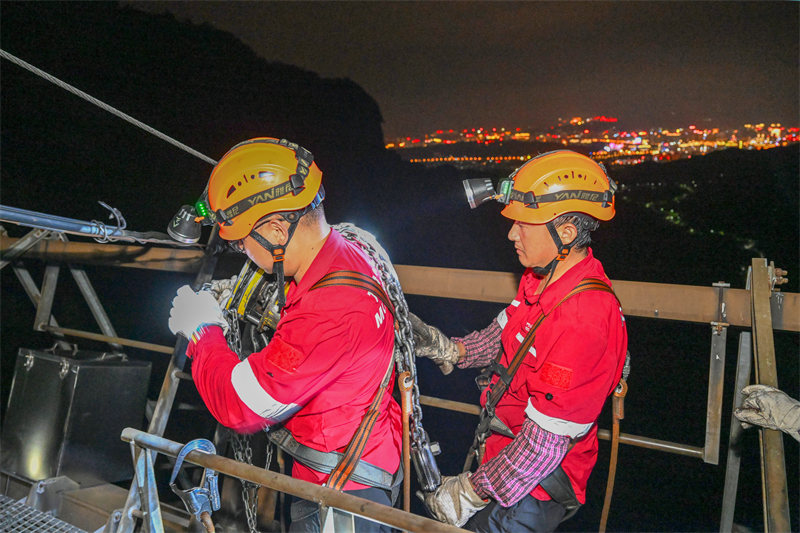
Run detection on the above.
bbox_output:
[204,275,237,308]
[735,384,800,442]
[409,312,461,375]
[168,285,228,339]
[424,472,488,527]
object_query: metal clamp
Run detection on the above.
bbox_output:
[711,281,730,335]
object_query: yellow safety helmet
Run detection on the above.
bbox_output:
[499,150,616,224]
[205,138,324,240]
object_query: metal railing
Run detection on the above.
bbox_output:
[120,428,465,533]
[1,229,795,531]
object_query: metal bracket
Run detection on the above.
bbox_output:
[768,264,788,292]
[24,476,80,515]
[130,442,164,533]
[750,258,791,532]
[703,281,729,464]
[768,262,788,330]
[0,227,52,270]
[719,331,753,532]
[34,264,61,332]
[710,281,730,334]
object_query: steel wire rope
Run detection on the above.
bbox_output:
[0,49,217,166]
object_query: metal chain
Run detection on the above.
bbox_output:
[223,310,262,533]
[230,431,261,533]
[225,309,243,357]
[334,223,426,443]
[218,224,432,530]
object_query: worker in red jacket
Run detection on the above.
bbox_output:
[168,138,401,532]
[412,150,628,532]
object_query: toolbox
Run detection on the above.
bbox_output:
[0,348,151,487]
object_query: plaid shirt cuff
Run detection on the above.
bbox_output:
[470,418,570,507]
[452,319,502,369]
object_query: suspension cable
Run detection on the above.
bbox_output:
[0,48,217,166]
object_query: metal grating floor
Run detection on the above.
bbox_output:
[0,494,87,532]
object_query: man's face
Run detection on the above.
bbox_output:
[241,235,275,273]
[507,220,557,269]
[235,218,283,273]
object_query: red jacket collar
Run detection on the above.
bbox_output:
[283,228,339,309]
[521,248,609,313]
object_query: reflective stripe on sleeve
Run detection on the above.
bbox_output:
[231,359,301,424]
[497,309,509,329]
[525,398,593,439]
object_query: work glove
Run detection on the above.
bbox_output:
[424,472,488,527]
[735,384,800,442]
[168,285,229,340]
[204,275,237,308]
[408,312,460,375]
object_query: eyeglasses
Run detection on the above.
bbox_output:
[228,237,246,253]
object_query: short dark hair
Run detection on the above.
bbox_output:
[553,212,599,251]
[298,202,325,227]
[255,202,325,229]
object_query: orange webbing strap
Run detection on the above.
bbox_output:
[599,379,627,532]
[309,270,396,491]
[398,372,414,512]
[465,277,618,472]
[311,270,396,318]
[486,278,617,408]
[326,361,394,490]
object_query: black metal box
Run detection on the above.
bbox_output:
[0,348,151,487]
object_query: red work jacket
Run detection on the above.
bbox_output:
[481,249,628,503]
[188,229,401,489]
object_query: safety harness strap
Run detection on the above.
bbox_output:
[310,270,396,317]
[487,278,617,408]
[279,270,398,491]
[465,277,618,473]
[326,360,394,491]
[538,466,582,521]
[599,378,627,531]
[266,427,402,491]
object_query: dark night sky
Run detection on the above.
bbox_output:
[126,1,799,140]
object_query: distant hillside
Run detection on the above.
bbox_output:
[0,1,386,230]
[1,1,796,293]
[609,146,799,291]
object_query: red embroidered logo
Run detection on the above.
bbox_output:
[540,362,573,390]
[267,338,304,372]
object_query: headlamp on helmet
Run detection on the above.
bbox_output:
[461,150,617,224]
[193,194,216,225]
[462,176,536,209]
[167,138,323,246]
[166,189,220,244]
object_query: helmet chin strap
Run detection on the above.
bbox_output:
[531,221,575,277]
[249,217,301,310]
[240,195,323,310]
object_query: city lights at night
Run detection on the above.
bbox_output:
[388,118,799,168]
[1,2,798,532]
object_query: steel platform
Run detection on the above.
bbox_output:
[0,493,88,532]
